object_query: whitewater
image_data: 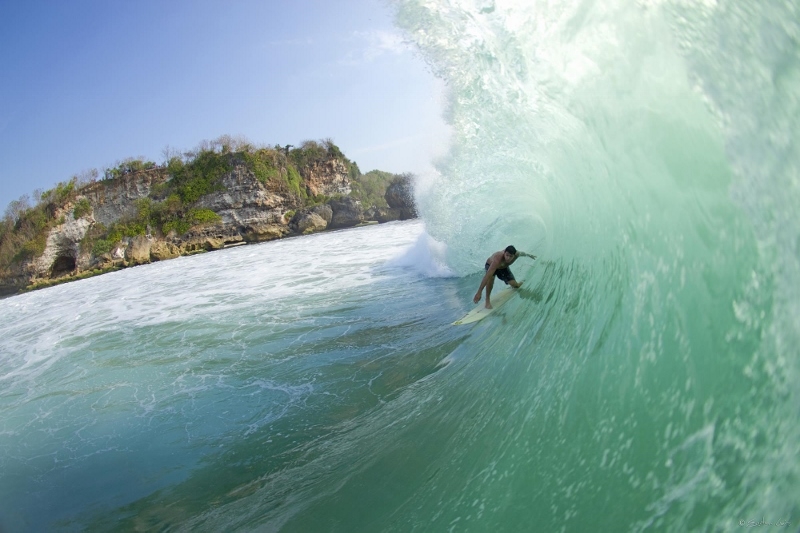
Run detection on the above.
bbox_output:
[2,0,799,531]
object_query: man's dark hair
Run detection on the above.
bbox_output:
[505,245,517,255]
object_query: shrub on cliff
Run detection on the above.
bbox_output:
[90,237,114,257]
[242,149,282,184]
[170,150,231,204]
[103,158,157,180]
[81,222,115,257]
[138,195,180,232]
[44,180,78,206]
[289,140,329,171]
[239,148,308,199]
[73,198,91,219]
[189,208,221,225]
[160,209,221,235]
[349,170,396,209]
[289,140,360,189]
[286,166,305,197]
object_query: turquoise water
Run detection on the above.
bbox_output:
[2,0,800,530]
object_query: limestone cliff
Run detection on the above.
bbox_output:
[0,145,417,296]
[302,159,352,197]
[35,209,94,277]
[81,168,169,227]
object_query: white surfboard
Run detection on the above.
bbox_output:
[452,285,518,325]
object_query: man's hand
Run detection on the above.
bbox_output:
[473,292,482,304]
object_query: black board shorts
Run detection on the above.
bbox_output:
[485,262,515,284]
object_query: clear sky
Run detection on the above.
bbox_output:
[0,0,449,211]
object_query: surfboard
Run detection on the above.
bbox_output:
[452,285,518,325]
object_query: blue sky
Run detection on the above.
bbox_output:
[0,0,449,211]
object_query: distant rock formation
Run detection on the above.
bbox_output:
[290,204,333,234]
[34,209,94,278]
[303,159,351,197]
[81,169,169,227]
[0,147,418,295]
[328,197,364,229]
[385,175,418,220]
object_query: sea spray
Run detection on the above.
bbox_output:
[386,230,455,277]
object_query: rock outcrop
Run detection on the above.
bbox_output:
[196,165,297,237]
[385,175,418,220]
[303,159,351,197]
[81,169,169,226]
[2,152,420,295]
[290,204,333,234]
[126,235,153,265]
[34,209,94,278]
[328,197,364,229]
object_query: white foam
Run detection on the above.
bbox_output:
[386,230,456,278]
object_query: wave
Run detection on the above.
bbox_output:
[2,1,798,530]
[391,0,799,528]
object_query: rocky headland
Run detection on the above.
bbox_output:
[0,139,417,296]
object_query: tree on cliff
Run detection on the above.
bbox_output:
[3,195,31,224]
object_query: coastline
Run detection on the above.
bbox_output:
[0,215,416,299]
[0,142,417,298]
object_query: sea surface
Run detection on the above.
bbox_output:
[2,0,799,531]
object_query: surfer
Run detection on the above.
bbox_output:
[473,245,536,309]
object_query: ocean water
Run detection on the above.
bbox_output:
[2,0,799,531]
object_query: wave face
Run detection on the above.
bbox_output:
[393,0,800,529]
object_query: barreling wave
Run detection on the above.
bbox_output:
[2,1,798,531]
[392,0,799,529]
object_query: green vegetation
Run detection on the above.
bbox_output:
[47,180,77,205]
[285,165,304,197]
[73,198,92,219]
[103,158,157,180]
[238,148,310,199]
[90,236,114,257]
[161,208,222,236]
[168,150,231,204]
[242,149,282,185]
[350,170,396,209]
[289,139,360,181]
[289,140,332,171]
[0,178,81,267]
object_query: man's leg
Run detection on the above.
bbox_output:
[509,280,522,288]
[485,276,495,308]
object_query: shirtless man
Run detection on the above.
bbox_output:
[473,245,536,309]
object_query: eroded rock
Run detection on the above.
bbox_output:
[328,197,364,229]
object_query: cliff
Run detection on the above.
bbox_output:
[0,140,417,296]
